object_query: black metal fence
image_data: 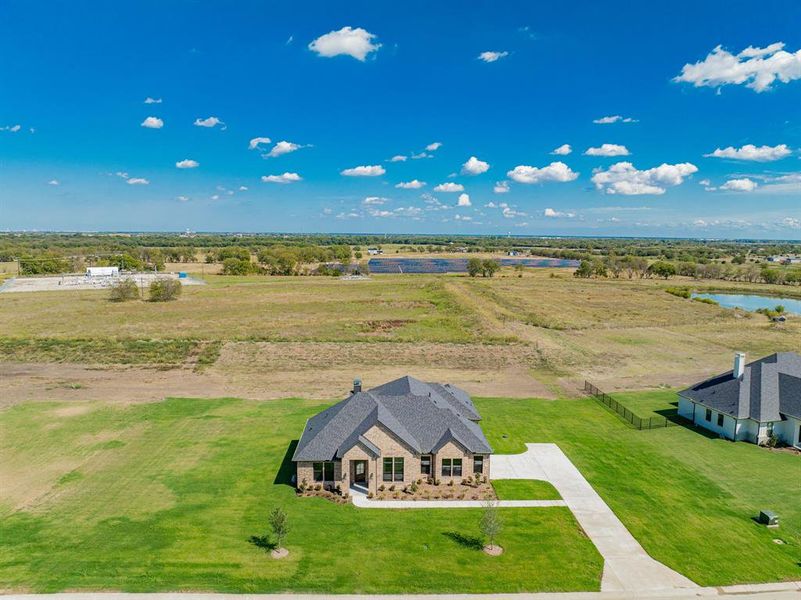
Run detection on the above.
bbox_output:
[584,381,676,430]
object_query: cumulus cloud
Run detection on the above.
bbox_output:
[363,196,388,205]
[674,42,801,93]
[461,156,490,175]
[248,137,271,150]
[261,172,302,184]
[341,164,385,177]
[591,161,698,195]
[175,159,199,169]
[0,124,22,132]
[194,116,224,128]
[478,51,509,63]
[704,144,791,162]
[493,181,510,193]
[544,207,576,218]
[144,97,162,104]
[551,144,572,155]
[720,177,758,192]
[389,155,407,162]
[239,186,248,191]
[593,115,638,124]
[395,179,426,189]
[584,143,630,157]
[457,193,471,207]
[433,182,465,192]
[48,179,59,186]
[426,142,442,152]
[308,26,381,61]
[507,162,579,184]
[127,177,149,185]
[266,140,307,158]
[501,204,527,219]
[141,116,164,129]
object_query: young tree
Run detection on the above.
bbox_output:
[481,259,500,277]
[269,507,289,550]
[109,278,140,302]
[574,259,593,278]
[148,278,182,302]
[467,257,483,277]
[480,500,502,552]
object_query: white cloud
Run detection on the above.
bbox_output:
[454,214,472,221]
[457,193,471,207]
[461,156,490,175]
[478,51,509,63]
[411,152,431,159]
[389,155,407,162]
[266,140,306,158]
[552,144,572,155]
[507,162,579,184]
[127,177,149,185]
[433,182,465,192]
[426,142,442,151]
[674,42,801,93]
[141,116,164,129]
[584,143,630,157]
[341,164,385,177]
[0,124,22,132]
[502,205,527,219]
[144,97,162,104]
[261,172,302,184]
[704,144,791,162]
[593,115,638,124]
[175,159,199,169]
[780,217,801,229]
[115,171,129,179]
[493,181,510,194]
[720,177,758,192]
[238,185,248,191]
[591,161,698,195]
[210,194,220,200]
[48,179,59,186]
[194,116,224,128]
[177,195,189,202]
[363,196,388,205]
[543,207,576,218]
[308,26,381,61]
[248,137,271,150]
[395,179,426,189]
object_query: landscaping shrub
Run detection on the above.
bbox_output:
[148,278,182,302]
[109,278,139,302]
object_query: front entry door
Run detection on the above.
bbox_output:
[353,460,367,483]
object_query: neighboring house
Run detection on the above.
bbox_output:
[678,352,801,448]
[292,376,493,494]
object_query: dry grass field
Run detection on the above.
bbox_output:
[2,270,801,401]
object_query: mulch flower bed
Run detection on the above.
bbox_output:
[371,475,496,501]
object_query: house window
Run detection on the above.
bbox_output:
[705,408,712,422]
[473,455,484,474]
[383,457,404,482]
[420,455,432,475]
[313,462,334,482]
[717,413,724,427]
[441,458,462,477]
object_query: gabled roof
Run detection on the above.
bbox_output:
[679,352,801,422]
[292,376,492,462]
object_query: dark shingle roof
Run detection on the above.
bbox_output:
[679,352,801,422]
[292,376,492,462]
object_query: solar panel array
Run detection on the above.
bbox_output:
[367,257,579,274]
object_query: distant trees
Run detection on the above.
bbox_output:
[148,278,182,302]
[222,258,257,275]
[467,258,501,277]
[647,261,677,279]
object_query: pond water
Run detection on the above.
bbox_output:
[367,257,579,274]
[692,292,801,315]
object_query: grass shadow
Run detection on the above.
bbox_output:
[273,439,298,487]
[248,535,277,552]
[443,531,483,551]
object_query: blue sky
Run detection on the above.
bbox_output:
[2,0,801,238]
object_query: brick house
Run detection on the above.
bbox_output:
[292,376,492,494]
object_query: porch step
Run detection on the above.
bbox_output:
[350,483,369,495]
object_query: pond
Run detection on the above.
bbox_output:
[692,292,801,315]
[367,257,579,274]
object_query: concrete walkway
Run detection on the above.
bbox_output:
[350,489,566,509]
[492,444,698,593]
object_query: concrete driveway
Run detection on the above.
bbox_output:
[492,443,698,593]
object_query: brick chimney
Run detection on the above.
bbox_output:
[733,352,746,379]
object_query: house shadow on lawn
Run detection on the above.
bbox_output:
[443,531,484,551]
[248,535,277,552]
[273,440,298,487]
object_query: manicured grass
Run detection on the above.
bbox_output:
[0,398,601,593]
[479,396,801,586]
[610,389,681,420]
[492,479,561,500]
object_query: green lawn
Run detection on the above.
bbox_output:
[609,389,681,420]
[1,394,799,592]
[0,398,601,593]
[492,479,561,500]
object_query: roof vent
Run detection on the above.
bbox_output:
[734,352,746,379]
[352,378,362,393]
